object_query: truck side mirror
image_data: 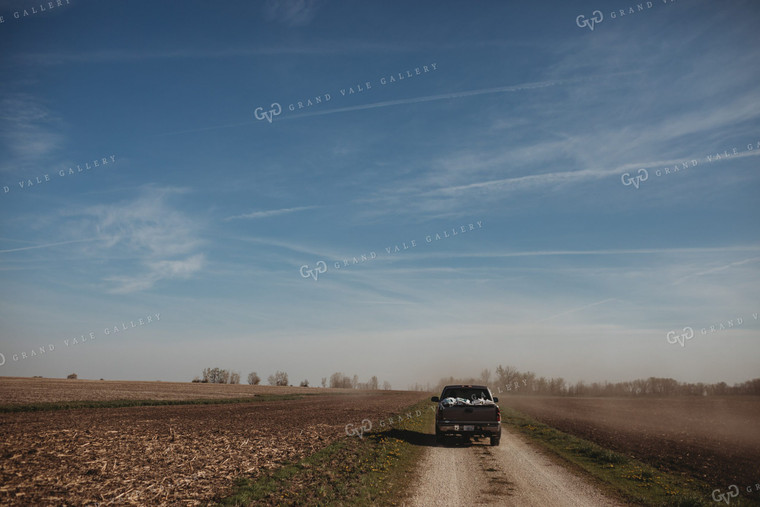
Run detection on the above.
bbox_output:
[430,396,439,402]
[493,397,499,402]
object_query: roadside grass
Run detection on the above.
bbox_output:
[502,407,760,507]
[218,400,433,506]
[0,394,316,413]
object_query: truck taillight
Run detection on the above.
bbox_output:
[496,407,501,422]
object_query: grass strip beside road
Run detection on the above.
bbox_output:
[501,407,760,507]
[218,400,433,506]
[0,394,315,413]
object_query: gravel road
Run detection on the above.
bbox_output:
[405,426,625,506]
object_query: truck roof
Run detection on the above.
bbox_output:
[441,384,489,389]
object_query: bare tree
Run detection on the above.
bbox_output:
[321,377,327,388]
[268,371,288,386]
[67,373,78,379]
[382,380,392,390]
[549,377,565,395]
[299,379,309,387]
[368,375,379,390]
[247,372,261,385]
[480,368,491,385]
[202,367,232,384]
[329,372,352,388]
[495,365,519,386]
[203,367,217,383]
[229,371,240,385]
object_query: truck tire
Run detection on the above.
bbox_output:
[435,429,443,444]
[490,436,500,446]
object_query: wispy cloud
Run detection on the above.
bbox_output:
[398,245,760,260]
[17,40,417,66]
[224,205,318,221]
[423,140,760,199]
[104,254,205,294]
[263,0,321,26]
[356,88,760,220]
[59,186,205,293]
[0,238,99,254]
[18,47,332,65]
[0,93,64,168]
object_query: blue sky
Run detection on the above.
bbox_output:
[0,0,758,387]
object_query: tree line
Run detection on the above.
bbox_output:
[193,368,392,390]
[435,365,760,397]
[327,372,390,390]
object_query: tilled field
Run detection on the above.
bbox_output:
[0,391,426,505]
[0,377,345,405]
[500,396,760,490]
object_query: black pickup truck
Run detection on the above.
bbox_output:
[431,384,502,446]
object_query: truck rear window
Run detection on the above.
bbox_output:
[441,388,491,401]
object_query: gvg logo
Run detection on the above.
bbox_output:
[621,168,649,189]
[667,314,752,348]
[345,419,372,439]
[576,10,604,31]
[666,327,694,347]
[254,102,282,123]
[300,261,327,281]
[712,485,739,504]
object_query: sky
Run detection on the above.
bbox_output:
[0,0,758,388]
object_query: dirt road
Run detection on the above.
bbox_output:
[406,426,624,506]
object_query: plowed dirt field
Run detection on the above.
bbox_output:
[0,379,425,505]
[0,376,344,404]
[500,396,760,489]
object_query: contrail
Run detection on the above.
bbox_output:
[281,78,577,121]
[154,75,601,137]
[541,298,619,322]
[0,238,99,254]
[224,205,319,221]
[671,256,760,285]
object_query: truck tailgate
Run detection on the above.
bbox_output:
[439,405,498,422]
